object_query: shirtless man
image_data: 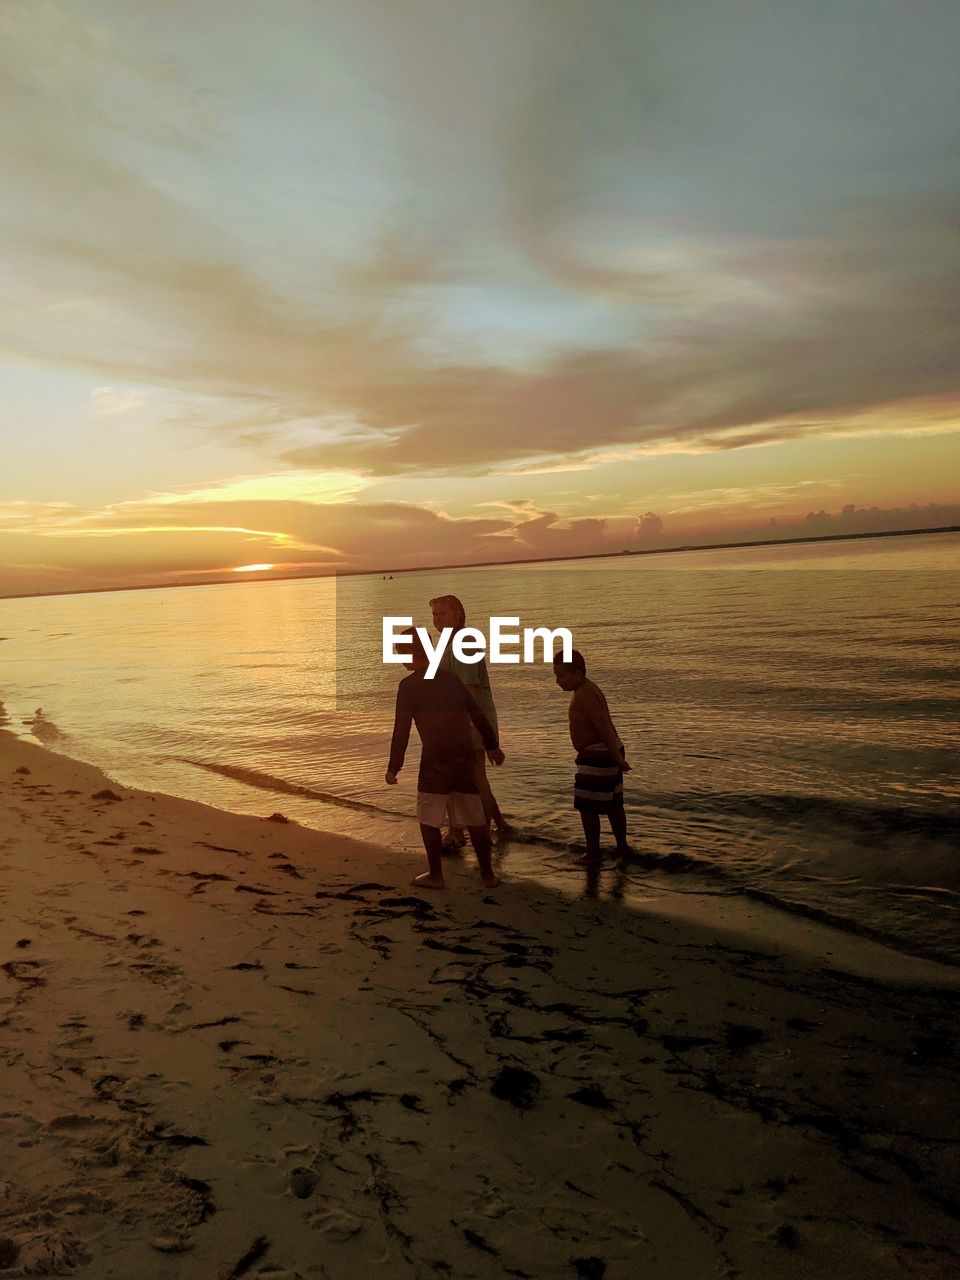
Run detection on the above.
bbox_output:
[387,629,505,889]
[553,649,631,865]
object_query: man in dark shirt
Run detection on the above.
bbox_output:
[386,630,505,889]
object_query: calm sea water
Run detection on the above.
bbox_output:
[2,533,958,962]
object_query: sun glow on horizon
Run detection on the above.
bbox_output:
[232,563,276,573]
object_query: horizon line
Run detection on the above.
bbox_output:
[1,523,958,604]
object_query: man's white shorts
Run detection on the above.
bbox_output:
[416,791,485,829]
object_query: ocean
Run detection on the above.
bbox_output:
[2,532,957,963]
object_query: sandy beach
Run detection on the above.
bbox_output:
[1,728,958,1280]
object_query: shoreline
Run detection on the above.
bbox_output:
[8,721,959,982]
[3,730,959,1278]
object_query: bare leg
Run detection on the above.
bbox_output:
[443,800,466,850]
[577,810,602,864]
[473,750,507,833]
[583,860,602,897]
[413,824,446,889]
[467,825,499,888]
[608,805,629,857]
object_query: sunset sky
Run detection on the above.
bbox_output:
[2,0,958,596]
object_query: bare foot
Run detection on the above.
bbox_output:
[480,874,500,889]
[576,852,602,866]
[412,873,445,890]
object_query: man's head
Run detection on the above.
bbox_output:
[430,594,466,632]
[553,648,586,691]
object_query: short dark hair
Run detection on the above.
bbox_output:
[553,648,586,676]
[402,628,429,664]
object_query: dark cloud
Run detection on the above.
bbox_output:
[282,215,960,474]
[508,511,609,557]
[503,2,960,253]
[636,512,665,540]
[765,502,960,541]
[1,1,958,483]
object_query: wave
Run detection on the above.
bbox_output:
[741,886,960,969]
[177,756,959,967]
[28,709,63,742]
[646,790,959,843]
[177,757,401,819]
[186,759,957,847]
[513,830,957,966]
[179,757,744,871]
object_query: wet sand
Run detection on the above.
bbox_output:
[1,729,958,1279]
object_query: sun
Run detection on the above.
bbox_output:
[232,563,276,573]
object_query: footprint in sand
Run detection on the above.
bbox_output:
[2,958,47,995]
[288,1167,319,1199]
[307,1205,363,1241]
[45,1113,114,1134]
[13,1229,90,1274]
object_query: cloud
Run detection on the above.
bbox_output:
[0,0,957,603]
[0,4,424,443]
[140,471,367,507]
[0,501,79,528]
[86,387,147,419]
[3,486,959,598]
[281,213,960,475]
[662,479,846,517]
[506,511,610,557]
[768,502,960,540]
[0,0,957,489]
[0,492,515,595]
[635,512,664,540]
[0,486,659,596]
[501,3,960,274]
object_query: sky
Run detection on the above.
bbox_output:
[1,0,958,596]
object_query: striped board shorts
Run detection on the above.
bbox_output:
[573,744,624,813]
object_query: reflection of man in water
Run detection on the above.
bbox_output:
[386,630,505,890]
[553,650,631,865]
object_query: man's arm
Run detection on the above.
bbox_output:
[461,682,499,754]
[386,680,413,778]
[585,686,629,766]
